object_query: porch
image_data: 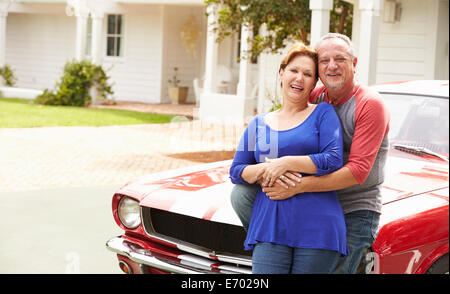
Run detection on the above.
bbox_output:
[198,0,383,125]
[1,0,447,126]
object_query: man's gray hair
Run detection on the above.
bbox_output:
[315,33,355,60]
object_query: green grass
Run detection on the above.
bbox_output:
[0,97,176,128]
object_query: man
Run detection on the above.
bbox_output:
[230,33,390,274]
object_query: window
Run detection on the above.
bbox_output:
[106,14,123,57]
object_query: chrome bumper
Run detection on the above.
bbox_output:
[106,236,251,274]
[106,236,203,274]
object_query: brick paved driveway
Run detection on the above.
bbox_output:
[0,103,246,273]
[0,121,243,192]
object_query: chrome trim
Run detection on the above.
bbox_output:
[379,91,448,99]
[140,207,252,267]
[106,236,204,274]
[106,236,251,274]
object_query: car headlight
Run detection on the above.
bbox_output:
[118,197,141,229]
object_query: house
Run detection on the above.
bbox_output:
[1,0,208,104]
[1,0,448,124]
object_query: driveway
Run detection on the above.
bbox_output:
[0,120,244,273]
[0,185,123,274]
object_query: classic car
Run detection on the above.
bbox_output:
[106,80,449,274]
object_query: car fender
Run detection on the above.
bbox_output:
[415,242,449,274]
[373,202,449,273]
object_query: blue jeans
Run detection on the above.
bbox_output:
[333,210,380,274]
[230,184,259,231]
[230,184,380,274]
[252,243,340,274]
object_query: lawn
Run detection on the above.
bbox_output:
[0,97,176,128]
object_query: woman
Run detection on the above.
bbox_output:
[229,43,347,274]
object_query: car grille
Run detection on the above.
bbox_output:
[146,207,249,256]
[141,207,251,273]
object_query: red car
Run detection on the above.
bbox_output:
[106,80,449,274]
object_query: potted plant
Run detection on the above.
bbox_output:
[168,67,188,104]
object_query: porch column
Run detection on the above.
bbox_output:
[75,10,89,61]
[357,0,382,85]
[309,0,333,46]
[203,5,218,94]
[236,23,252,97]
[90,11,104,65]
[0,10,7,68]
[0,0,12,68]
[257,23,268,113]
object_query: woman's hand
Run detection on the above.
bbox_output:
[260,157,291,187]
[258,169,302,190]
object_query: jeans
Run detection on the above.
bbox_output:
[230,183,259,231]
[252,243,341,274]
[333,210,380,274]
[230,184,380,274]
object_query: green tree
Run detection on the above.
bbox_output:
[204,0,353,60]
[330,0,353,37]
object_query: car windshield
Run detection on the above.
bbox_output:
[382,92,449,156]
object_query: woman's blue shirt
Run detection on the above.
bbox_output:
[230,102,348,255]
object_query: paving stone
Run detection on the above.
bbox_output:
[0,106,246,192]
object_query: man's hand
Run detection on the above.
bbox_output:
[262,182,299,200]
[264,167,360,200]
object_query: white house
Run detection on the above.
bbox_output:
[0,0,448,124]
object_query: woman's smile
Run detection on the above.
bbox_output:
[290,84,304,92]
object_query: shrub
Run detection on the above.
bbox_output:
[35,60,113,106]
[0,64,17,87]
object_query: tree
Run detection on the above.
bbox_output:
[204,0,353,60]
[330,0,353,37]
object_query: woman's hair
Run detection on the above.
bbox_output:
[279,42,318,79]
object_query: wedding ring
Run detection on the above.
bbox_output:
[280,175,285,180]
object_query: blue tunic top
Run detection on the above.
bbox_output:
[230,102,348,255]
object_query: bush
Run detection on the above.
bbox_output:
[35,60,113,106]
[0,64,17,87]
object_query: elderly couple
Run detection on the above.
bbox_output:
[229,33,390,274]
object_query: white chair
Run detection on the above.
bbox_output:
[217,65,232,93]
[193,78,203,106]
[250,83,258,99]
[250,83,259,114]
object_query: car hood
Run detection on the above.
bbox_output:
[115,156,449,227]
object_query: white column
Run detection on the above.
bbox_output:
[357,0,382,85]
[309,0,333,46]
[257,23,267,113]
[236,23,252,97]
[75,11,89,61]
[89,11,104,105]
[351,0,360,56]
[203,5,218,93]
[90,11,104,65]
[0,0,12,69]
[0,10,7,68]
